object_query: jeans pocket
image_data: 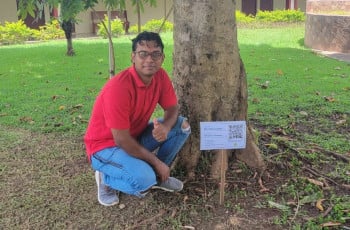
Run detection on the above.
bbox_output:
[91,148,123,170]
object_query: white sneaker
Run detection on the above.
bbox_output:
[95,171,119,206]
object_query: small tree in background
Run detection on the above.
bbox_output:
[17,0,98,56]
[130,0,157,33]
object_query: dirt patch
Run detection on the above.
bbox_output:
[0,125,349,229]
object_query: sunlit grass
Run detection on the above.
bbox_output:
[0,27,349,151]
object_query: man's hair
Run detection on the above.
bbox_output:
[132,31,164,52]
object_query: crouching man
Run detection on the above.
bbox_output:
[84,31,191,206]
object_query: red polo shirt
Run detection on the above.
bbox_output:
[84,66,177,160]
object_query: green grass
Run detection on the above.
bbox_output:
[238,25,350,152]
[0,34,174,135]
[1,25,348,149]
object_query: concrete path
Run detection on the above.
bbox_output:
[316,50,350,64]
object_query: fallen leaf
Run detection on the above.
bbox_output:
[277,69,284,75]
[19,116,35,124]
[320,222,341,227]
[54,123,63,127]
[287,201,297,206]
[336,119,347,126]
[299,111,308,116]
[258,81,270,89]
[252,98,260,104]
[183,195,189,203]
[268,201,290,211]
[324,96,336,102]
[342,184,350,190]
[306,178,324,187]
[72,104,84,109]
[265,143,278,149]
[316,199,325,212]
[58,105,65,110]
[182,226,195,230]
[300,193,322,205]
[273,128,287,135]
[229,216,243,226]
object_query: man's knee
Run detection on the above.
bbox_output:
[181,120,190,129]
[181,119,191,133]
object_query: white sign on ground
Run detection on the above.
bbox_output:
[200,121,246,150]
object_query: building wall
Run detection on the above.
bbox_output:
[235,0,306,13]
[274,0,306,11]
[0,0,18,24]
[126,0,173,25]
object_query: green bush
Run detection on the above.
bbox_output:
[235,11,255,23]
[128,24,141,34]
[97,15,124,38]
[0,19,65,45]
[143,18,173,33]
[36,19,65,40]
[0,20,34,44]
[127,19,173,35]
[235,9,305,24]
[256,9,305,22]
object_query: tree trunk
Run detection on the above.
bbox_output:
[137,3,141,33]
[61,20,75,56]
[173,0,265,179]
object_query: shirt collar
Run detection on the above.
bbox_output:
[130,65,153,88]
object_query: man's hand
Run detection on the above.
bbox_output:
[152,118,169,142]
[154,160,170,182]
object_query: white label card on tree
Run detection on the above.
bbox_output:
[200,121,247,150]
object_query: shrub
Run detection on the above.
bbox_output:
[235,11,255,23]
[256,9,305,22]
[0,20,34,44]
[127,19,173,35]
[37,19,65,40]
[143,18,173,33]
[128,24,141,34]
[97,15,124,38]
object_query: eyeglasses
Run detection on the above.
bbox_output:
[134,51,163,61]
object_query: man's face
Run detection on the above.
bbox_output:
[131,40,164,82]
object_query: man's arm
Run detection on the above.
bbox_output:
[111,129,170,182]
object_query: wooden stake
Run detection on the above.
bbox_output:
[219,149,226,205]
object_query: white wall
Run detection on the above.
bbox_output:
[0,0,18,24]
[126,0,173,26]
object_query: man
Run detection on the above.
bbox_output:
[84,31,191,206]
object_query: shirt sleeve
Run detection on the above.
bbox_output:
[101,82,131,130]
[158,70,178,109]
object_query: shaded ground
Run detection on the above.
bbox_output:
[1,122,349,230]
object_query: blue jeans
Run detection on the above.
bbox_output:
[91,116,191,197]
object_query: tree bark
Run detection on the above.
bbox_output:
[61,20,75,56]
[173,0,265,179]
[137,3,141,33]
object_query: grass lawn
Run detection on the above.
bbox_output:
[0,24,349,229]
